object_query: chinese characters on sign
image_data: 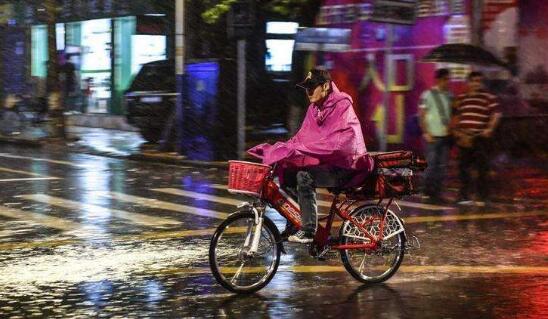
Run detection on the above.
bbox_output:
[370,0,419,25]
[317,0,466,26]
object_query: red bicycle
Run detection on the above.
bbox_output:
[209,152,426,293]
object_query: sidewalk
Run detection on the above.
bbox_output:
[0,125,546,207]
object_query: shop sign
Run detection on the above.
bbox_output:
[294,28,351,52]
[318,1,460,26]
[370,0,418,25]
[56,0,153,22]
[317,3,374,26]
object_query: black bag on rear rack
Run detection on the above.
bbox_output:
[357,151,425,199]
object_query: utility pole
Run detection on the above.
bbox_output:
[228,0,253,159]
[237,38,246,159]
[175,0,185,153]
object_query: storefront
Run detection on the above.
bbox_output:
[30,16,167,115]
[25,1,172,115]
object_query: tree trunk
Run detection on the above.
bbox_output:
[45,0,66,138]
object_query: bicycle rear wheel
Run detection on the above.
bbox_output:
[209,211,281,293]
[339,205,406,284]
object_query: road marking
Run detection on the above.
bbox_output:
[154,265,548,276]
[209,183,455,211]
[156,186,334,207]
[0,239,79,251]
[0,153,92,168]
[0,205,544,251]
[19,194,181,227]
[151,188,248,206]
[0,167,52,177]
[329,210,547,228]
[0,227,243,251]
[0,205,85,231]
[98,192,229,220]
[0,177,60,182]
[403,211,548,224]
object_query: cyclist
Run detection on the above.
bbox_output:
[248,68,373,243]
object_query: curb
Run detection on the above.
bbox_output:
[128,153,228,169]
[0,136,44,147]
[66,144,229,169]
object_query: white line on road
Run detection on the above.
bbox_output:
[0,177,60,182]
[155,264,548,276]
[19,194,181,227]
[209,183,455,211]
[0,167,52,177]
[0,153,93,168]
[98,192,229,220]
[150,188,248,206]
[153,187,333,207]
[0,205,86,231]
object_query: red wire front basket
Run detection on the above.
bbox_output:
[227,161,272,196]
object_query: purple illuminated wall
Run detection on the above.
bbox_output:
[315,0,471,151]
[518,0,548,112]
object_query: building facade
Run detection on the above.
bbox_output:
[1,0,174,115]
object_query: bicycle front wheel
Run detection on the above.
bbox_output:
[209,211,281,293]
[339,205,406,284]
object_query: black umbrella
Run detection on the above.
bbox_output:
[421,43,509,69]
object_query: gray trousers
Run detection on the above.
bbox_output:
[284,167,354,233]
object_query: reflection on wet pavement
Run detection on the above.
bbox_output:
[0,145,545,317]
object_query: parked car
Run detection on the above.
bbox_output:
[124,60,176,143]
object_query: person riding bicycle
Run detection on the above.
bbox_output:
[248,68,373,243]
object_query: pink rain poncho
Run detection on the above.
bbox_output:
[248,82,373,174]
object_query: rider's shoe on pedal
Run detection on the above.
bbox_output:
[288,230,314,243]
[280,221,297,241]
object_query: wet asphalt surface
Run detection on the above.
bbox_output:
[0,144,546,318]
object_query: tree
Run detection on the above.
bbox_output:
[202,0,322,27]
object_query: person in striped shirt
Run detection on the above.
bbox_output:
[453,71,502,206]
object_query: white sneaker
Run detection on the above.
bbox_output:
[288,230,314,243]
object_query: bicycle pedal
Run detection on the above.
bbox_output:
[316,247,336,260]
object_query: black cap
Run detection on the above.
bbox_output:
[296,68,331,90]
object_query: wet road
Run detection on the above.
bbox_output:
[0,145,546,318]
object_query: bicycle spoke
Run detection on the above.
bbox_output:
[340,205,405,283]
[210,212,280,293]
[230,261,246,285]
[358,252,367,274]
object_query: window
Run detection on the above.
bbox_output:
[265,22,298,73]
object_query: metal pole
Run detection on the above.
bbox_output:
[176,0,185,76]
[237,39,246,159]
[380,24,393,151]
[175,0,185,153]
